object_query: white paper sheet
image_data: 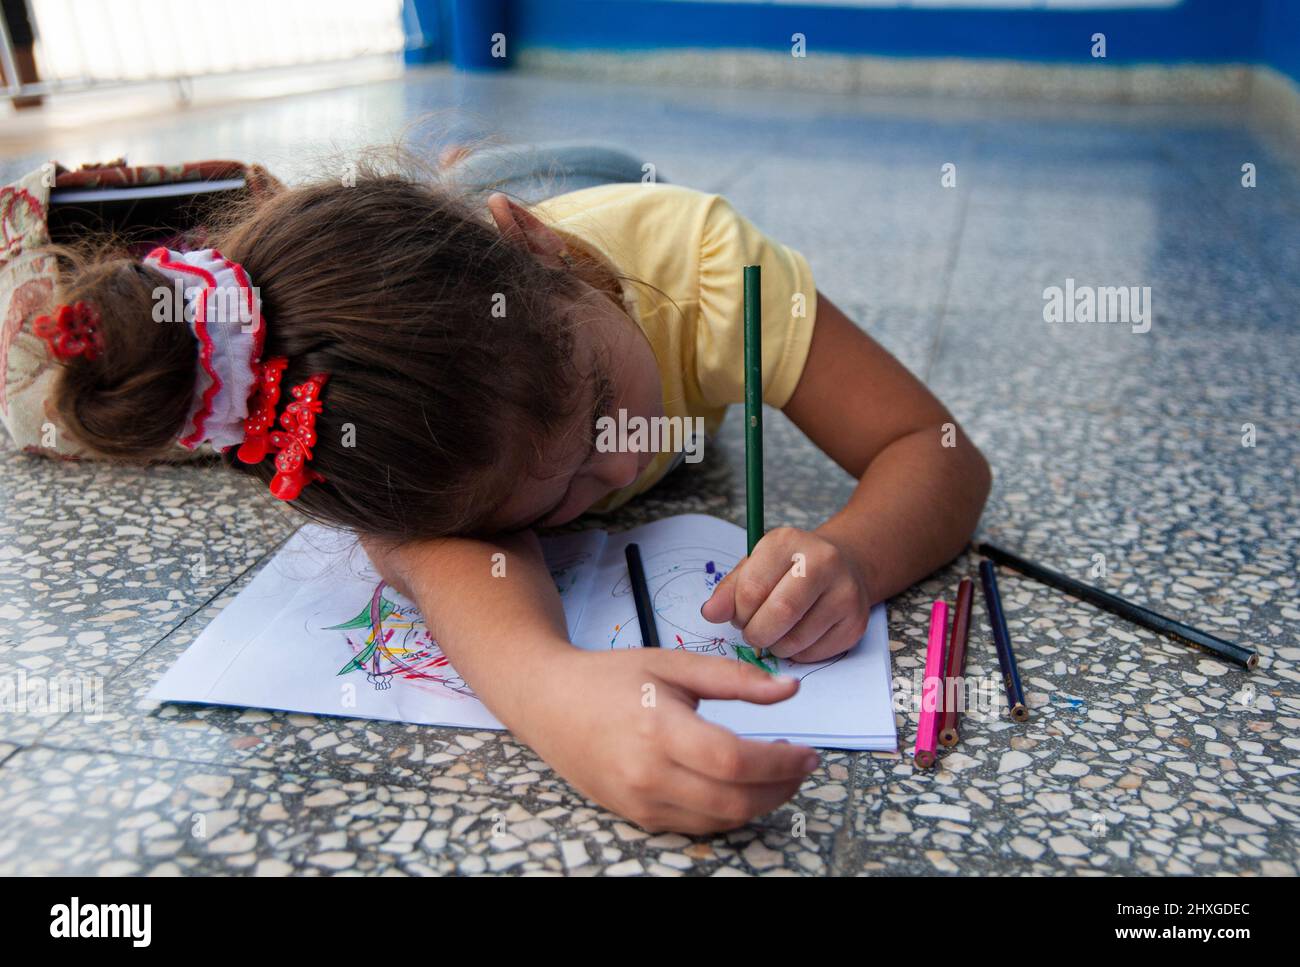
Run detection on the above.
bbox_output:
[150,514,897,750]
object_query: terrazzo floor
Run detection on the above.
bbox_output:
[1,67,1297,876]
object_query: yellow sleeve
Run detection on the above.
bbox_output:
[692,194,817,411]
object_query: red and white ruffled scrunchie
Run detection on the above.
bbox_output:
[143,247,266,451]
[142,247,327,501]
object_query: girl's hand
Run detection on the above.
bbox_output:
[516,648,818,834]
[359,531,817,832]
[701,527,872,663]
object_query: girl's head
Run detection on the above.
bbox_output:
[39,161,663,543]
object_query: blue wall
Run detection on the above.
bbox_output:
[1258,0,1300,86]
[511,0,1265,65]
[408,1,1300,79]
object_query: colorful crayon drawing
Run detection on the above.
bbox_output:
[607,545,846,682]
[324,552,592,698]
[325,581,475,698]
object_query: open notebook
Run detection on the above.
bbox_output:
[150,513,897,750]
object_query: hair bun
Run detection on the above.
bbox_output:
[48,255,199,460]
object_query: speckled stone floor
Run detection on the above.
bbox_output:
[1,69,1297,876]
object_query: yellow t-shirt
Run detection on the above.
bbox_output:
[530,183,818,512]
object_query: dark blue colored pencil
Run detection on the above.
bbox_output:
[978,559,1029,722]
[625,543,660,648]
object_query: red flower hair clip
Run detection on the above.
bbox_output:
[268,373,329,500]
[33,302,104,361]
[236,357,288,465]
[235,356,329,501]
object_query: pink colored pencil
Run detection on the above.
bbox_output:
[914,599,948,770]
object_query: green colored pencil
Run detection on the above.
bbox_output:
[743,265,763,558]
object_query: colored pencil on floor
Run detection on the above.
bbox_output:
[914,599,948,769]
[625,543,661,648]
[979,559,1029,722]
[977,542,1258,671]
[939,577,973,747]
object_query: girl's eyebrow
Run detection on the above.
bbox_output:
[507,373,615,533]
[584,372,615,459]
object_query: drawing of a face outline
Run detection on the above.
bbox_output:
[608,546,847,682]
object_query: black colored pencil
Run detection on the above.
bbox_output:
[743,264,764,559]
[625,543,661,648]
[977,543,1258,671]
[978,559,1029,722]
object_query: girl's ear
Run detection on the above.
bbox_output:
[487,192,568,265]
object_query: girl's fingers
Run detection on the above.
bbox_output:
[661,706,819,784]
[623,801,709,836]
[700,561,740,623]
[654,649,799,704]
[655,763,807,829]
[740,566,826,651]
[766,593,843,659]
[712,531,805,629]
[636,799,783,836]
[786,616,865,664]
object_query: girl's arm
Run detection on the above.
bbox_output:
[367,530,574,725]
[790,292,991,597]
[703,292,991,660]
[363,532,818,834]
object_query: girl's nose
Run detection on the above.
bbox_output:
[591,448,641,490]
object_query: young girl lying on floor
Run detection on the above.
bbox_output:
[34,145,989,834]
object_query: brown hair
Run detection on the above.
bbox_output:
[42,158,599,542]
